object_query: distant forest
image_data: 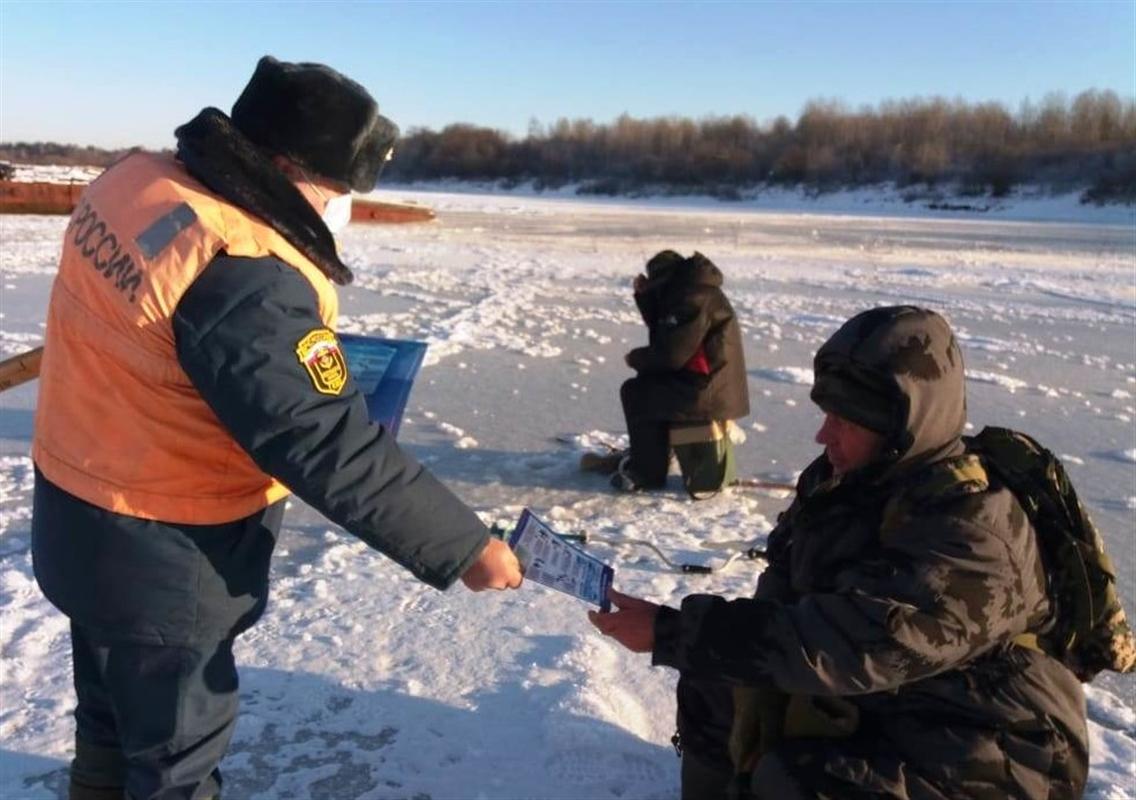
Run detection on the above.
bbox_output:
[3,90,1134,203]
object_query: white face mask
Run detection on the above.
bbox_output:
[300,167,353,234]
[321,192,353,234]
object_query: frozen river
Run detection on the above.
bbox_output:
[2,192,1133,798]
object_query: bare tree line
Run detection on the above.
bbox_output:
[0,142,144,169]
[3,90,1133,202]
[386,90,1134,202]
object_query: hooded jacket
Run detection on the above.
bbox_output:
[625,252,750,423]
[653,307,1088,799]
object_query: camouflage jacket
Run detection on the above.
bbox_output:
[652,307,1089,797]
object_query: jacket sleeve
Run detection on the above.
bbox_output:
[633,287,655,326]
[752,511,795,602]
[653,506,1035,695]
[627,289,712,374]
[172,254,489,590]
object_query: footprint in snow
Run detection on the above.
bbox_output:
[524,455,560,471]
[543,748,665,784]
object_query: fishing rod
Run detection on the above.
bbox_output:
[491,523,766,575]
[564,531,767,574]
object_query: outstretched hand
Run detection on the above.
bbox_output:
[587,589,659,653]
[461,537,524,591]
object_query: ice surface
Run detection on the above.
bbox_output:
[2,191,1133,798]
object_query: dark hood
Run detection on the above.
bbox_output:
[643,250,724,293]
[810,306,967,475]
[174,107,353,285]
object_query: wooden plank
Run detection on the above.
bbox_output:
[0,346,44,392]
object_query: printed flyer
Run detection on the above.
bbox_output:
[507,509,613,611]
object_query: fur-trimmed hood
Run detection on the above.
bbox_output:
[175,107,353,285]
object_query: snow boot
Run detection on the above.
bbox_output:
[610,456,647,492]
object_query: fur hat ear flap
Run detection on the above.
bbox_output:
[231,56,399,192]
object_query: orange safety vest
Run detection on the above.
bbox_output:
[33,152,339,524]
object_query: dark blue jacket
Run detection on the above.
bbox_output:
[33,254,489,646]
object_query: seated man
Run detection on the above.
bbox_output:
[605,250,749,492]
[589,306,1093,799]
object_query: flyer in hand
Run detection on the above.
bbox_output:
[507,509,614,611]
[338,334,428,438]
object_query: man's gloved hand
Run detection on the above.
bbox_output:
[461,537,523,591]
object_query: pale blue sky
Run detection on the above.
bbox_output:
[1,1,1133,149]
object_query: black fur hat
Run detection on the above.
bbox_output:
[231,56,399,192]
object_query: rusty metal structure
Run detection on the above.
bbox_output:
[0,172,435,223]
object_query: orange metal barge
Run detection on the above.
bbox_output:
[0,178,435,223]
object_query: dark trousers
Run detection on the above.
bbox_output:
[32,470,283,800]
[680,750,736,800]
[676,676,736,800]
[70,624,237,800]
[619,377,674,487]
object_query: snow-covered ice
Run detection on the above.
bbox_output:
[1,189,1133,798]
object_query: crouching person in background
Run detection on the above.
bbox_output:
[590,306,1112,799]
[599,250,749,495]
[32,56,522,800]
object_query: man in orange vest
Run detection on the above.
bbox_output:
[31,56,523,800]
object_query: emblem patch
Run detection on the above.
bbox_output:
[295,329,348,395]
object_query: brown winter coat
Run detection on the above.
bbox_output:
[625,251,749,423]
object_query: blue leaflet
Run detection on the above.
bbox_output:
[339,334,427,438]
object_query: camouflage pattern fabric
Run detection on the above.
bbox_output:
[966,427,1136,680]
[652,307,1090,800]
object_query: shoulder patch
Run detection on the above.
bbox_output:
[295,328,348,395]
